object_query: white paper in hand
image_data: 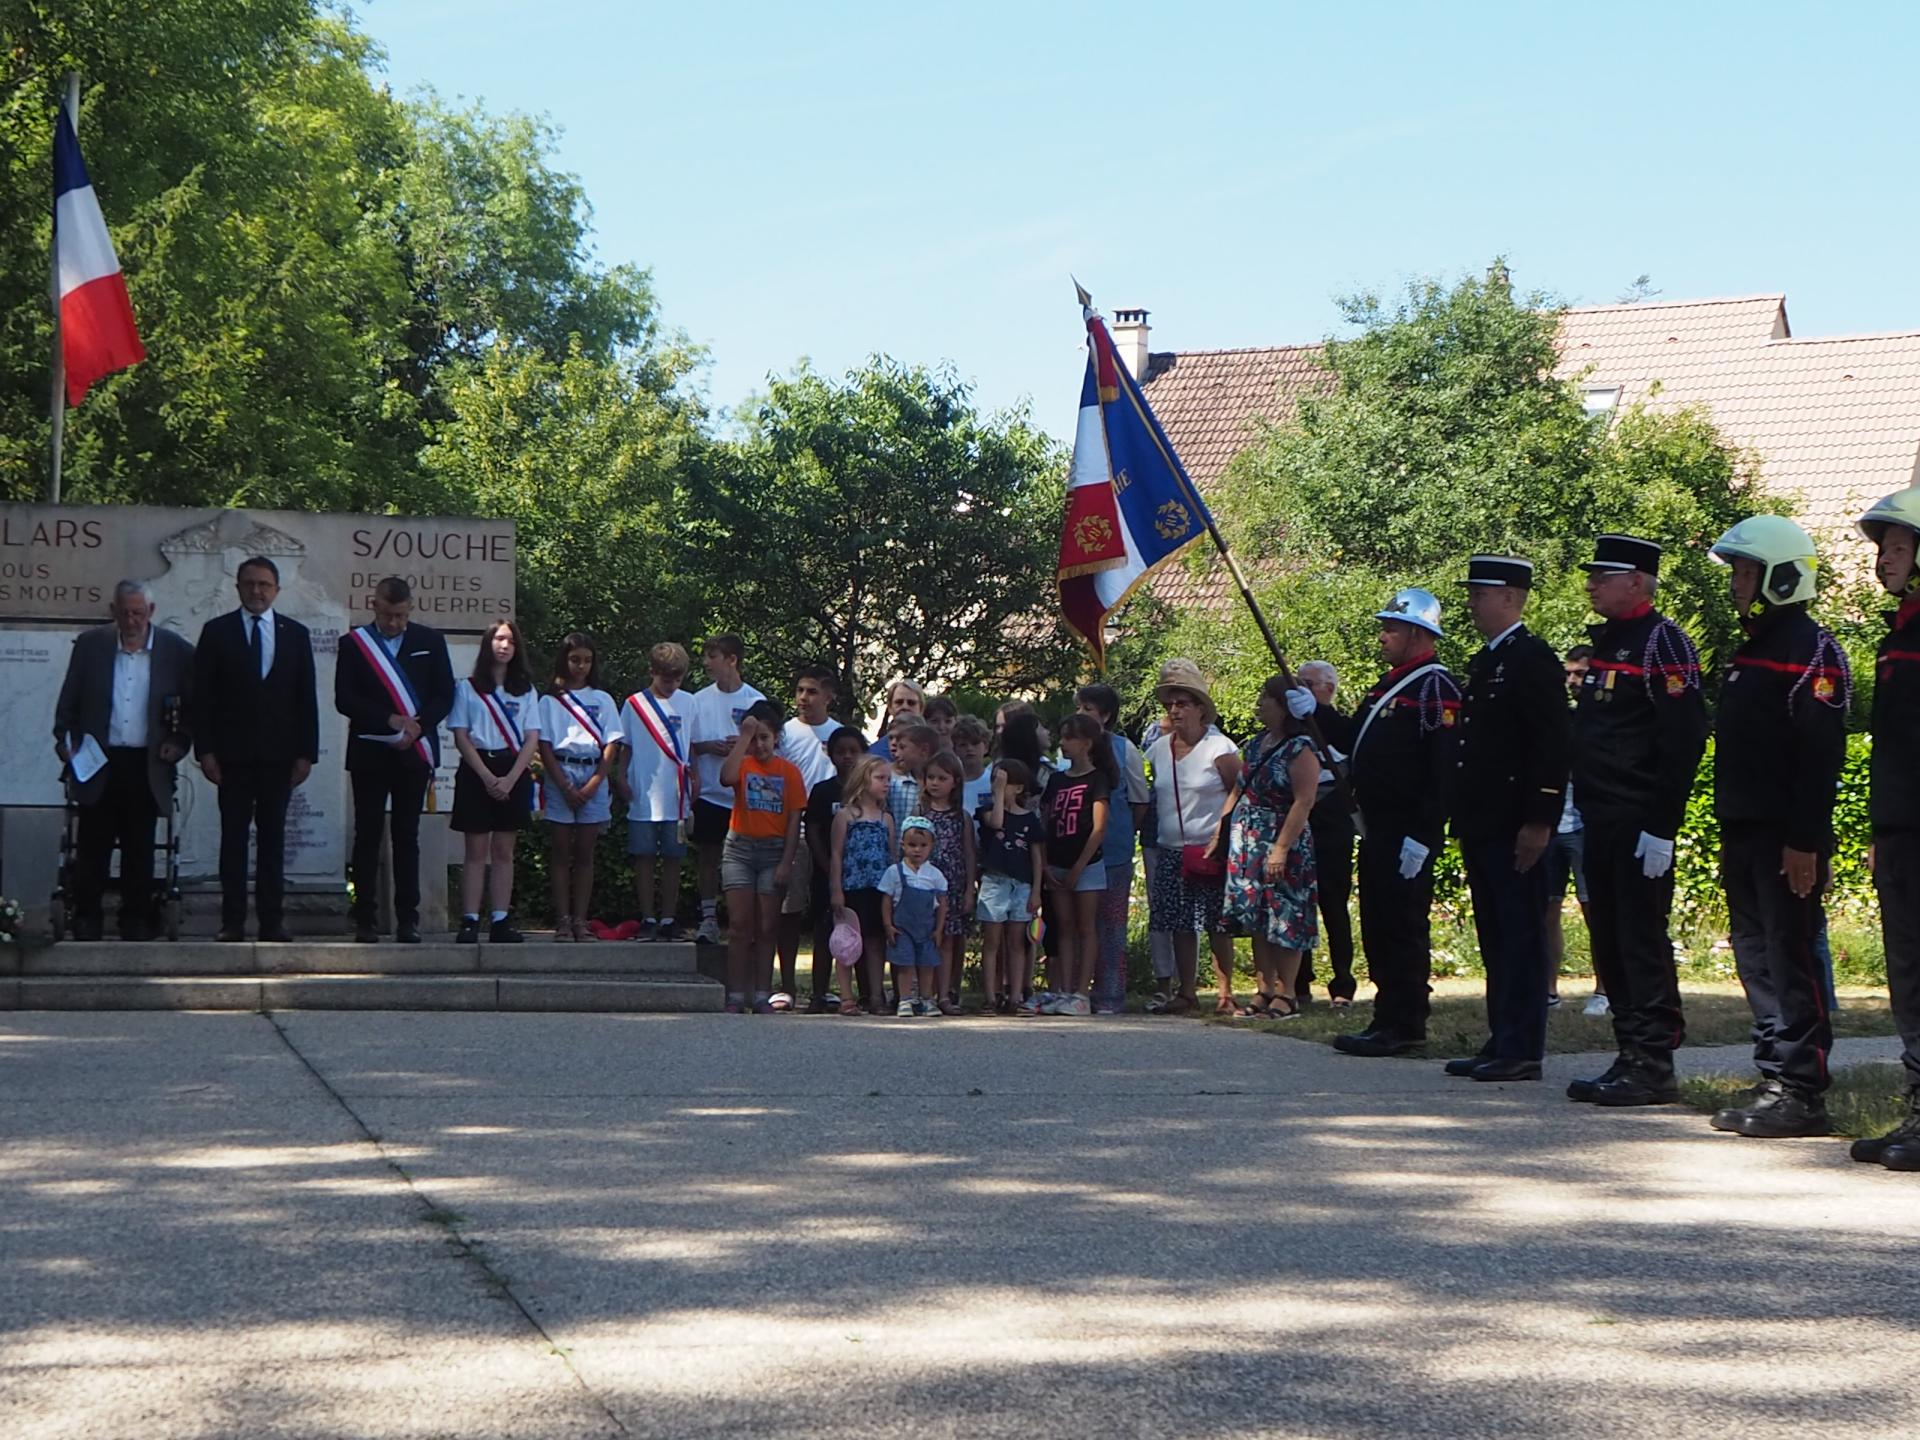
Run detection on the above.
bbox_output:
[67,733,108,784]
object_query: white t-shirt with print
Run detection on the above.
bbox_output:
[538,688,623,758]
[449,680,541,751]
[623,688,693,822]
[689,681,765,809]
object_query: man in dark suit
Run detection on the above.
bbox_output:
[52,580,195,940]
[192,555,319,942]
[334,575,455,944]
[1444,556,1571,1082]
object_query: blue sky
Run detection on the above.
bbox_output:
[361,0,1920,440]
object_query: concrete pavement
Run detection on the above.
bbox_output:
[3,1011,1916,1439]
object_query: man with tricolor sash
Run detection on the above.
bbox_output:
[334,576,456,944]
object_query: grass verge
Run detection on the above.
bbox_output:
[1679,1062,1910,1139]
[1212,978,1897,1055]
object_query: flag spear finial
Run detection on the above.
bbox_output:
[1072,277,1092,309]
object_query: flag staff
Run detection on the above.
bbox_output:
[49,71,78,504]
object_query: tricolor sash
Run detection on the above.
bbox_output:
[478,688,536,811]
[552,690,605,751]
[348,625,434,769]
[627,689,690,819]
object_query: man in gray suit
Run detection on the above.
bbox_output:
[53,580,194,940]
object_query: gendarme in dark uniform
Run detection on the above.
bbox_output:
[1852,487,1920,1173]
[1567,535,1709,1107]
[1334,588,1462,1056]
[1703,516,1849,1139]
[1445,556,1569,1082]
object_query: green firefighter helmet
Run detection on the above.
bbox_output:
[1709,514,1819,610]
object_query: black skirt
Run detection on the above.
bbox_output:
[451,749,533,834]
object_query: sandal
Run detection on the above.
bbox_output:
[838,1000,864,1017]
[1146,989,1172,1013]
[1234,993,1276,1018]
[1330,995,1353,1010]
[1268,995,1301,1021]
[573,916,595,943]
[553,916,574,943]
[1213,996,1239,1016]
[1160,993,1196,1015]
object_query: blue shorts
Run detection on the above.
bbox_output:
[1547,827,1587,904]
[888,930,941,971]
[628,819,686,859]
[976,872,1033,924]
[1048,863,1108,893]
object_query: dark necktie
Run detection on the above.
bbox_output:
[248,614,263,678]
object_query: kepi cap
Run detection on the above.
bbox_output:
[1585,534,1661,576]
[1460,555,1534,589]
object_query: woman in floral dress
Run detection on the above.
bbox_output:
[1223,676,1324,1017]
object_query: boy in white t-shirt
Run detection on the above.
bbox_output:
[688,633,763,944]
[616,641,692,941]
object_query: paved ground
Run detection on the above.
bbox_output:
[3,1011,1916,1440]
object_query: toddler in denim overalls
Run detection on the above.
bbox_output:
[880,816,949,1016]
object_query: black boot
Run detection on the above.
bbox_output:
[1567,1055,1628,1103]
[1589,1064,1680,1107]
[1713,1081,1830,1138]
[1333,1028,1421,1058]
[1711,1078,1785,1133]
[1851,1087,1920,1164]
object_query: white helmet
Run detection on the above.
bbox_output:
[1374,587,1443,638]
[1858,485,1920,593]
[1709,514,1818,611]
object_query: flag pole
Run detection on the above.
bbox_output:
[48,71,78,504]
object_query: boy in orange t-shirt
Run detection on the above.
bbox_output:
[718,699,806,1011]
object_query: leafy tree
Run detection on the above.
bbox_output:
[684,359,1074,716]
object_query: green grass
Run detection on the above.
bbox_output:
[1210,978,1898,1055]
[1680,1062,1911,1139]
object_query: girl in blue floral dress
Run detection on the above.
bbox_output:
[1223,677,1325,1017]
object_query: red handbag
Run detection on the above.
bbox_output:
[1172,740,1227,883]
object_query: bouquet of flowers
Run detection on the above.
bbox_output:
[0,896,24,945]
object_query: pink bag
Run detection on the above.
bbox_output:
[828,911,863,964]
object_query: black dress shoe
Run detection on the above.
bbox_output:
[1590,1069,1681,1107]
[1715,1083,1831,1138]
[1567,1056,1629,1103]
[456,919,481,944]
[1850,1090,1920,1163]
[489,918,524,944]
[72,915,104,942]
[395,924,421,945]
[1333,1029,1421,1058]
[354,923,380,944]
[258,927,293,943]
[216,926,246,943]
[1471,1059,1543,1082]
[1882,1139,1920,1171]
[1445,1051,1493,1077]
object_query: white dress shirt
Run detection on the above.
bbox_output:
[1484,620,1524,652]
[244,607,276,678]
[107,629,154,748]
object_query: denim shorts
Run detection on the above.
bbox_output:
[721,834,788,895]
[1048,863,1108,894]
[628,819,686,859]
[976,871,1033,923]
[1547,827,1588,904]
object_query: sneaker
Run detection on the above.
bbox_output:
[1059,995,1092,1017]
[456,919,480,944]
[1583,993,1611,1017]
[822,988,842,1008]
[912,997,937,1017]
[768,991,794,1012]
[896,998,916,1017]
[751,997,778,1015]
[996,994,1016,1016]
[724,999,746,1014]
[1015,994,1042,1016]
[695,918,723,946]
[1546,993,1562,1009]
[631,919,656,943]
[489,919,524,944]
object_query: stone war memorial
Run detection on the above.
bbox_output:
[0,503,513,927]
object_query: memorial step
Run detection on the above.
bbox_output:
[5,939,699,978]
[1,970,721,1013]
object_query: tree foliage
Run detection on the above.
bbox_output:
[682,359,1073,716]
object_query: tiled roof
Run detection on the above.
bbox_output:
[1555,295,1920,535]
[1137,346,1331,614]
[1130,293,1920,620]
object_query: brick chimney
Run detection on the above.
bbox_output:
[1111,307,1150,380]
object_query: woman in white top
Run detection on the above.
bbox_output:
[449,620,541,944]
[538,632,624,942]
[1146,659,1243,1014]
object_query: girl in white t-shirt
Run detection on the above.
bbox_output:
[450,621,542,944]
[538,632,624,942]
[1146,662,1243,1014]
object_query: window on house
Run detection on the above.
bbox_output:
[1582,386,1622,420]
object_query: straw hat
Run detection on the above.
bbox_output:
[1154,657,1216,720]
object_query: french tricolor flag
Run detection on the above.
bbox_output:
[53,102,144,407]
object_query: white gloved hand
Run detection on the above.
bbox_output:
[1397,837,1430,880]
[1285,687,1317,719]
[1634,831,1675,880]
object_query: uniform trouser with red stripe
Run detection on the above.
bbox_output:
[1583,819,1686,1076]
[1872,828,1920,1088]
[1722,824,1831,1095]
